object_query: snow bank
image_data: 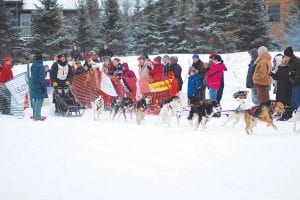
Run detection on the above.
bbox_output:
[1,52,300,200]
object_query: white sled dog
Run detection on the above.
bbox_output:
[91,95,105,120]
[158,97,182,126]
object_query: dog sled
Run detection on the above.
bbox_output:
[233,90,249,99]
[53,84,85,117]
[71,70,179,115]
[141,72,180,112]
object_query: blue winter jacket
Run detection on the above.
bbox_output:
[30,60,48,99]
[188,74,201,97]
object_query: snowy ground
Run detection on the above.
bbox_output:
[1,52,300,200]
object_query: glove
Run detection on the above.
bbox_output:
[269,72,276,79]
[65,81,70,86]
[52,82,58,87]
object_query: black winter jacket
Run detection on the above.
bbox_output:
[288,56,300,85]
[271,65,292,106]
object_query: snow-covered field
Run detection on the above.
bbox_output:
[1,52,300,200]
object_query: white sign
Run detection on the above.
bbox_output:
[100,73,117,97]
[5,72,28,105]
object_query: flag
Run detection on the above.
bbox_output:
[100,73,117,97]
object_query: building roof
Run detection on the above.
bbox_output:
[22,0,78,10]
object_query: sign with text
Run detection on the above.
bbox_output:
[5,72,28,105]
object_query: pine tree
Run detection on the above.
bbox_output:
[30,0,67,59]
[121,0,134,54]
[0,0,21,60]
[234,0,272,51]
[102,0,126,55]
[76,0,95,52]
[63,15,79,49]
[284,0,300,50]
[134,0,141,15]
[204,0,238,52]
[163,0,192,53]
[132,1,160,54]
[85,0,102,49]
[185,0,216,53]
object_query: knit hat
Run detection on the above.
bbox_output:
[163,55,169,59]
[4,56,13,62]
[284,46,294,57]
[209,52,214,59]
[192,54,199,59]
[122,62,129,70]
[257,46,268,56]
[169,56,178,63]
[249,48,258,60]
[153,56,161,63]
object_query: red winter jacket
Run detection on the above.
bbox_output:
[205,62,226,89]
[150,63,163,82]
[0,64,13,83]
[122,63,136,78]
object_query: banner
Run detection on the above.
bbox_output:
[5,72,28,105]
[100,73,118,97]
[148,79,173,92]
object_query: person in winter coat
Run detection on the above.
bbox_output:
[271,54,283,94]
[101,56,112,75]
[98,44,113,62]
[74,60,84,76]
[137,55,151,94]
[30,52,48,121]
[168,56,183,91]
[0,56,13,115]
[246,48,259,105]
[192,54,206,100]
[269,55,293,121]
[252,46,272,103]
[90,51,99,63]
[205,54,226,102]
[138,55,151,79]
[83,58,93,73]
[150,56,163,82]
[283,46,300,111]
[0,57,13,83]
[70,45,81,61]
[162,55,170,69]
[112,58,123,76]
[122,62,136,78]
[50,54,73,87]
[207,52,225,103]
[187,67,201,105]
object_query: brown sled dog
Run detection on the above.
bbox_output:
[244,101,285,134]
